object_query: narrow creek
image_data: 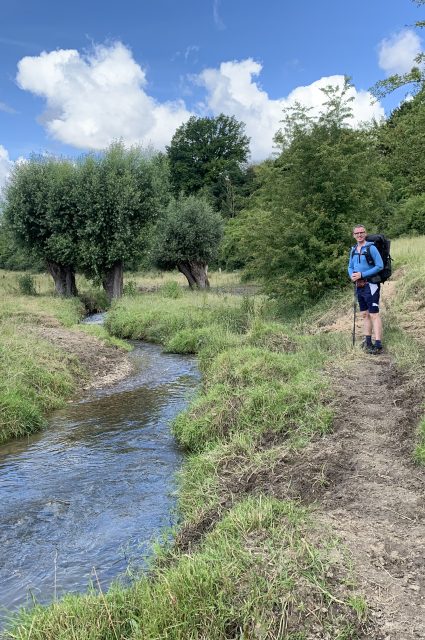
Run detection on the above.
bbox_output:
[0,316,199,622]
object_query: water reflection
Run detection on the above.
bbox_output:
[0,342,199,618]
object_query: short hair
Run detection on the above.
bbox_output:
[352,224,366,232]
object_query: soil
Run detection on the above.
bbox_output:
[29,323,133,391]
[317,355,425,640]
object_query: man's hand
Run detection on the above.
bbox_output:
[351,272,362,282]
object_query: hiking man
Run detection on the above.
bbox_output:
[348,224,384,354]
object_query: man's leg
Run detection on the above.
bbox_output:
[368,284,383,351]
[370,313,382,342]
[360,310,372,340]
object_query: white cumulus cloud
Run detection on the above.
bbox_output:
[378,29,422,75]
[0,145,14,194]
[16,43,385,162]
[17,42,192,150]
[197,60,385,160]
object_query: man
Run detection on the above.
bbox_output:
[348,224,384,354]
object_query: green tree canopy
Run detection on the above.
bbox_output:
[227,82,389,306]
[75,143,167,299]
[378,87,425,202]
[0,216,44,271]
[3,156,80,295]
[166,114,250,216]
[151,195,223,288]
[389,193,425,236]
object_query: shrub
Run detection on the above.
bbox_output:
[123,280,138,296]
[17,273,37,296]
[390,194,425,237]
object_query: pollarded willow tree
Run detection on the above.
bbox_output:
[75,143,167,300]
[3,156,80,296]
[151,195,223,288]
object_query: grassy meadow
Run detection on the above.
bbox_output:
[2,238,425,638]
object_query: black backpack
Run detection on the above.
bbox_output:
[365,234,392,284]
[350,234,392,284]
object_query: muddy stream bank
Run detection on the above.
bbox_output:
[0,317,200,622]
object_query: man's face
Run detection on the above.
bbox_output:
[353,227,366,242]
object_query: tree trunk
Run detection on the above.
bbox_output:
[177,262,197,289]
[177,261,210,289]
[102,261,124,301]
[47,261,78,297]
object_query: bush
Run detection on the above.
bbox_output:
[123,280,138,296]
[17,274,37,296]
[390,194,425,237]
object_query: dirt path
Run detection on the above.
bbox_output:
[316,354,425,639]
[310,277,425,639]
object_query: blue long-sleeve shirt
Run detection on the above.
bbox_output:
[348,242,383,279]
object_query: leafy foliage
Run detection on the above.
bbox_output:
[3,156,79,267]
[0,218,44,271]
[75,143,163,280]
[17,274,37,296]
[151,195,223,270]
[167,114,250,216]
[378,87,425,202]
[227,82,389,306]
[390,194,425,236]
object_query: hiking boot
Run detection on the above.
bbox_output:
[360,339,371,350]
[367,344,383,355]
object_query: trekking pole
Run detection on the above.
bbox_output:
[352,284,357,347]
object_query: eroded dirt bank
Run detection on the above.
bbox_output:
[29,323,133,390]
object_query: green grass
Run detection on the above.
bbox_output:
[3,284,368,638]
[173,344,333,453]
[0,272,85,442]
[0,323,80,443]
[414,417,425,464]
[77,324,133,351]
[124,268,243,292]
[0,269,129,443]
[4,497,367,640]
[105,291,258,342]
[385,236,425,464]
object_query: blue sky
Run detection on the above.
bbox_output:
[0,0,423,185]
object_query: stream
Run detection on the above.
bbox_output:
[0,318,199,622]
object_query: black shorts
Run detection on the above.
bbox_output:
[357,283,380,314]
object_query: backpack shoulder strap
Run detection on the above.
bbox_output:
[364,242,375,266]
